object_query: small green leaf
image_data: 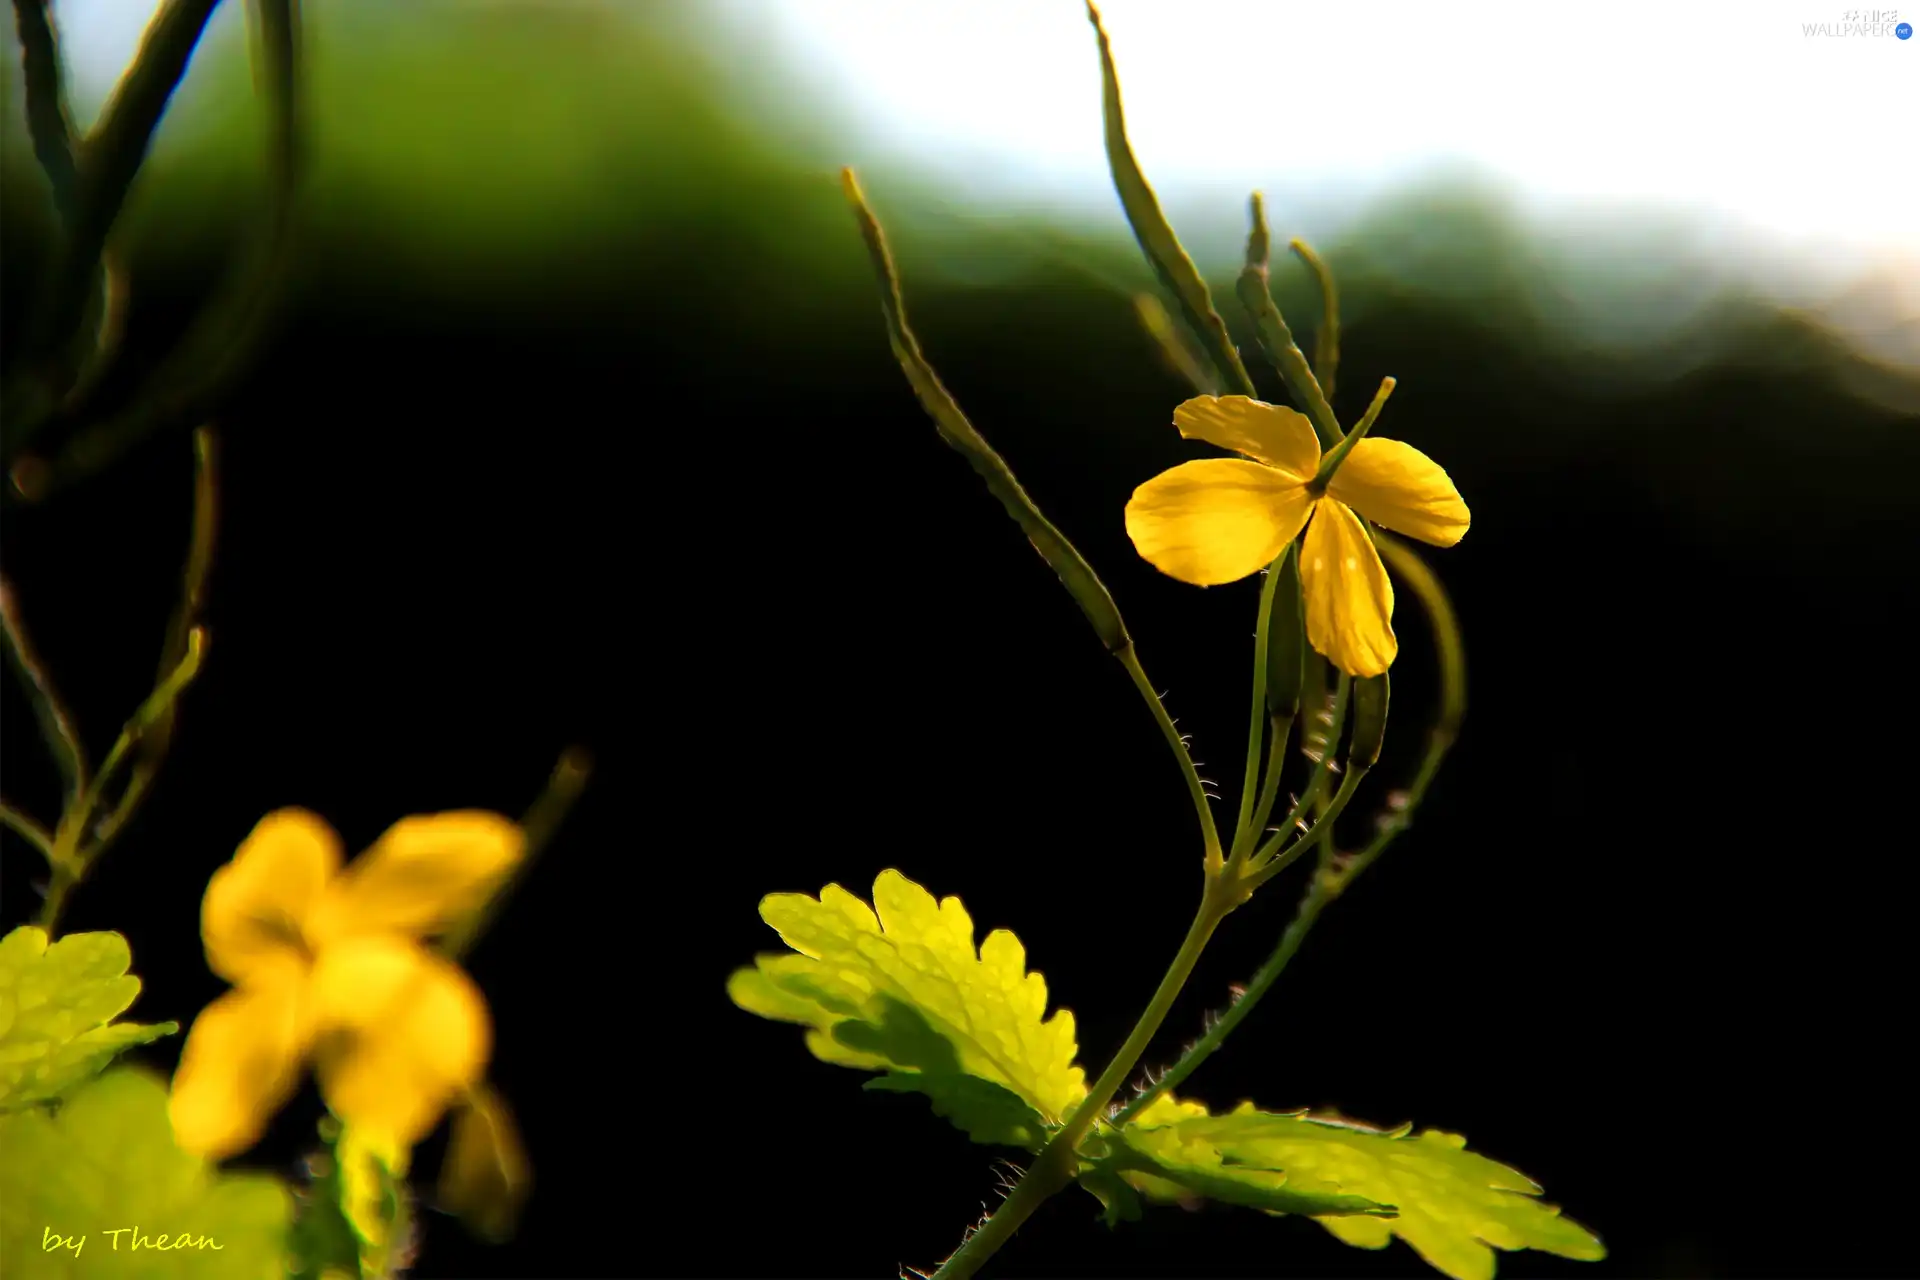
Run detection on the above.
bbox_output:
[0,1066,292,1279]
[1127,1098,1605,1280]
[0,925,176,1111]
[730,870,1086,1149]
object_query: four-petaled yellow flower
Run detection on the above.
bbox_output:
[1125,396,1470,677]
[168,808,523,1160]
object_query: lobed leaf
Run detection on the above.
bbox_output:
[730,870,1086,1149]
[1122,1097,1604,1280]
[0,1067,291,1279]
[0,925,176,1111]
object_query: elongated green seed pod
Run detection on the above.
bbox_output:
[842,169,1131,654]
[1349,673,1391,769]
[1263,545,1304,720]
[1089,3,1255,400]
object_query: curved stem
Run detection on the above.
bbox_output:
[1250,674,1348,864]
[29,0,222,381]
[1231,561,1284,859]
[1117,645,1221,869]
[1232,714,1293,871]
[11,0,78,225]
[1246,764,1369,892]
[0,574,89,807]
[38,629,206,934]
[931,884,1235,1280]
[1120,541,1466,1121]
[1289,238,1340,401]
[1114,872,1337,1124]
[443,748,593,962]
[1310,377,1395,491]
[0,801,56,861]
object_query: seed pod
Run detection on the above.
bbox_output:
[1264,544,1305,720]
[1349,673,1391,769]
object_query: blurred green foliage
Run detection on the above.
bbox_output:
[0,1067,291,1280]
[0,926,175,1111]
[8,0,1910,394]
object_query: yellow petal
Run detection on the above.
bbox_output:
[310,811,523,942]
[202,808,343,984]
[1325,437,1470,547]
[1125,458,1314,587]
[1172,395,1320,479]
[1301,499,1397,677]
[310,938,491,1148]
[168,976,311,1159]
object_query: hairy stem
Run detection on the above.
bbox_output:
[1117,645,1222,870]
[931,883,1237,1279]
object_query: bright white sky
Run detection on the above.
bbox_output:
[46,0,1920,352]
[716,0,1918,293]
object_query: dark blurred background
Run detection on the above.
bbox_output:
[3,2,1917,1277]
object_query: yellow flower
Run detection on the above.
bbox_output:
[1125,395,1469,677]
[167,808,523,1160]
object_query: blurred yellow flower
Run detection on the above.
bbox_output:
[1126,395,1469,677]
[168,809,523,1160]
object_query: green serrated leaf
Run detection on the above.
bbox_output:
[850,998,1051,1149]
[0,926,177,1111]
[0,1066,292,1279]
[1108,1106,1393,1220]
[730,869,1086,1149]
[1130,1099,1605,1280]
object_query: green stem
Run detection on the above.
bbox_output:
[1289,239,1340,402]
[0,801,56,861]
[29,0,222,381]
[1117,645,1222,869]
[1113,871,1337,1124]
[1231,560,1284,857]
[1133,293,1220,397]
[1122,541,1464,1117]
[1236,198,1343,449]
[1311,377,1394,490]
[0,574,88,806]
[11,0,78,224]
[33,0,303,495]
[36,864,80,936]
[925,1140,1077,1280]
[931,884,1236,1280]
[38,628,206,933]
[443,748,593,962]
[1233,713,1293,869]
[1250,674,1348,863]
[1334,728,1453,889]
[1246,764,1369,891]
